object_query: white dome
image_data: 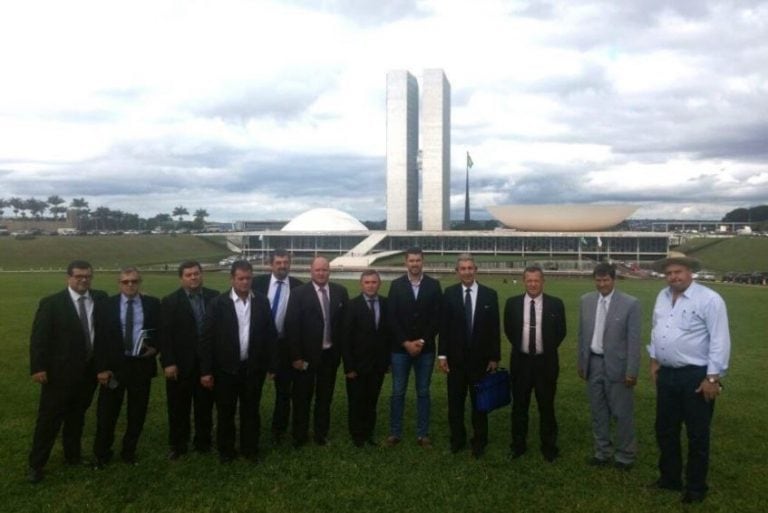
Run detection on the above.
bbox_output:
[487,204,638,231]
[282,208,369,232]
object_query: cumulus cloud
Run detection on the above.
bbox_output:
[0,0,766,223]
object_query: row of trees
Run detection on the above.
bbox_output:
[0,196,210,231]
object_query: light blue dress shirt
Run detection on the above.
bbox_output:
[647,281,731,376]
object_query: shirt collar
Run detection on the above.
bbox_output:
[229,288,252,303]
[68,287,90,302]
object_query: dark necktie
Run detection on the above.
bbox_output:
[528,299,536,355]
[125,298,135,353]
[77,295,91,351]
[464,288,473,345]
[368,298,378,329]
[271,280,284,320]
[190,293,204,336]
[320,287,331,345]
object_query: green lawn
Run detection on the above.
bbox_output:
[0,235,231,270]
[1,272,765,513]
[677,236,768,273]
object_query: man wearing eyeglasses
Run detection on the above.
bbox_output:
[92,266,161,469]
[28,260,108,483]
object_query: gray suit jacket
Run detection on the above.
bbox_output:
[577,289,641,382]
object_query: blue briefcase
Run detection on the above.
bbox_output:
[474,369,511,413]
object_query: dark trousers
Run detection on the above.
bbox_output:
[656,365,714,494]
[292,349,338,444]
[511,354,558,454]
[93,370,152,462]
[271,348,294,435]
[345,370,385,443]
[447,366,488,451]
[215,366,266,458]
[28,364,97,469]
[165,373,214,452]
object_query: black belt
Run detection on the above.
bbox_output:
[590,351,604,358]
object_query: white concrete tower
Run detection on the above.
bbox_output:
[421,68,451,231]
[386,70,419,231]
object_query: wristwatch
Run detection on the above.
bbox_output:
[707,376,719,384]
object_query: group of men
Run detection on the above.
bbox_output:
[27,248,730,504]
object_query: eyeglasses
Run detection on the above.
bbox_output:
[120,279,140,285]
[71,274,93,280]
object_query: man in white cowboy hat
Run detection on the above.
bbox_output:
[647,251,731,504]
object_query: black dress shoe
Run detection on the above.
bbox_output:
[587,456,610,467]
[64,456,83,466]
[244,452,260,464]
[168,450,185,461]
[121,454,138,465]
[92,460,107,470]
[193,444,212,454]
[27,467,44,484]
[352,439,365,448]
[509,448,526,460]
[314,436,329,446]
[471,446,485,459]
[682,491,706,504]
[450,443,466,454]
[647,479,683,492]
[366,438,377,447]
[613,461,633,471]
[542,447,559,462]
[219,453,236,464]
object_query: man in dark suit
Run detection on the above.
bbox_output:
[199,260,277,464]
[342,270,391,447]
[577,263,641,469]
[160,260,219,459]
[251,249,302,443]
[386,247,442,448]
[28,260,107,483]
[504,265,566,462]
[93,266,161,468]
[285,256,349,447]
[438,254,500,458]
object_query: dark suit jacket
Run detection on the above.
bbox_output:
[30,288,108,383]
[285,281,349,368]
[439,283,501,381]
[198,291,278,377]
[342,294,391,375]
[94,294,161,381]
[504,293,567,377]
[387,274,442,354]
[159,286,219,378]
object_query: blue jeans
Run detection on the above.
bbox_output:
[390,351,435,439]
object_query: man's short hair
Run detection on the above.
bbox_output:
[270,249,291,263]
[178,260,202,277]
[67,260,92,276]
[405,247,423,257]
[523,265,544,277]
[593,262,616,279]
[360,269,380,281]
[230,260,253,276]
[455,252,476,269]
[120,265,141,276]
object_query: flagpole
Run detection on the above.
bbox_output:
[464,151,471,227]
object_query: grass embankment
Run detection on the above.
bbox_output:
[0,235,231,270]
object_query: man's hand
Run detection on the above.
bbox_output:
[97,371,112,386]
[200,374,214,390]
[486,360,498,373]
[31,371,48,384]
[292,359,307,371]
[650,358,660,386]
[438,358,449,374]
[267,372,275,380]
[696,378,721,402]
[404,339,424,357]
[624,376,637,388]
[140,345,157,358]
[346,371,358,379]
[164,365,178,381]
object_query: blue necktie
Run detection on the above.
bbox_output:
[271,280,283,320]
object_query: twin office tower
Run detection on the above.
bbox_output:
[386,69,451,231]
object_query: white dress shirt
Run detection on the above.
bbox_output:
[522,293,543,354]
[590,289,614,355]
[230,288,252,362]
[68,287,94,347]
[648,281,731,376]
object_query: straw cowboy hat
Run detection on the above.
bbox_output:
[652,251,702,273]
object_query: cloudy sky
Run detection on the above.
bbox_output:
[1,0,766,223]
